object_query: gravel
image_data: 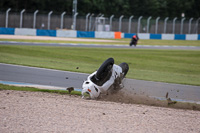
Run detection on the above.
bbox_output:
[1,90,200,132]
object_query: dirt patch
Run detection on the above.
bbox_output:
[99,88,200,111]
[98,80,200,111]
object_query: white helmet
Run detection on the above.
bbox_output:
[82,81,100,99]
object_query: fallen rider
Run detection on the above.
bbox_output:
[82,58,129,99]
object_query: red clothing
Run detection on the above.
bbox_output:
[133,35,136,38]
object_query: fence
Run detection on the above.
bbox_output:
[0,9,200,34]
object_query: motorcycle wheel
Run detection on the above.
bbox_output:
[96,58,114,80]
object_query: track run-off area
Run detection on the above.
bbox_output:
[0,35,200,104]
[0,63,200,104]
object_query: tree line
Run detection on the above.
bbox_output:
[1,0,199,18]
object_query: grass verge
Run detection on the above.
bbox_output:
[0,83,81,95]
[0,38,200,46]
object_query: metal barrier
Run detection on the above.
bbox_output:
[0,27,200,40]
[0,9,199,34]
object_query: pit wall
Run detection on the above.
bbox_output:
[0,27,200,40]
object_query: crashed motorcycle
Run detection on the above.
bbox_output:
[82,58,129,99]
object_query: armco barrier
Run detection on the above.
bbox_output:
[15,28,36,36]
[77,31,95,38]
[0,27,15,35]
[138,33,150,39]
[162,34,175,40]
[150,34,162,39]
[174,34,186,40]
[57,30,76,38]
[186,34,198,40]
[121,33,124,38]
[95,31,115,38]
[114,32,121,39]
[0,27,200,40]
[36,29,56,37]
[124,33,136,38]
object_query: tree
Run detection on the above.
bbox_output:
[0,0,199,18]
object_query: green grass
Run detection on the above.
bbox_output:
[0,38,200,46]
[0,45,200,86]
[139,39,200,46]
[0,83,81,95]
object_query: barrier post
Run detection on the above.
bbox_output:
[155,17,160,34]
[85,13,90,31]
[89,14,94,31]
[119,15,124,32]
[48,11,53,30]
[188,18,193,34]
[33,10,39,29]
[164,17,169,33]
[147,16,152,33]
[60,12,66,29]
[180,18,185,34]
[109,15,114,31]
[172,17,177,34]
[73,12,78,30]
[5,8,11,28]
[20,9,25,28]
[137,16,143,33]
[128,15,134,33]
[195,18,200,34]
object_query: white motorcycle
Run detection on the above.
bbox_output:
[82,58,129,99]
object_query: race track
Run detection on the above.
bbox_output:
[0,63,200,103]
[0,41,200,50]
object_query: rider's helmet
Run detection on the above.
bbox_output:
[82,81,100,99]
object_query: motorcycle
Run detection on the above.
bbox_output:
[129,34,139,46]
[82,57,129,99]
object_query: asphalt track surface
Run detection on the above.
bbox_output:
[0,63,200,103]
[0,41,200,50]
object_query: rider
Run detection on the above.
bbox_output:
[130,34,139,46]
